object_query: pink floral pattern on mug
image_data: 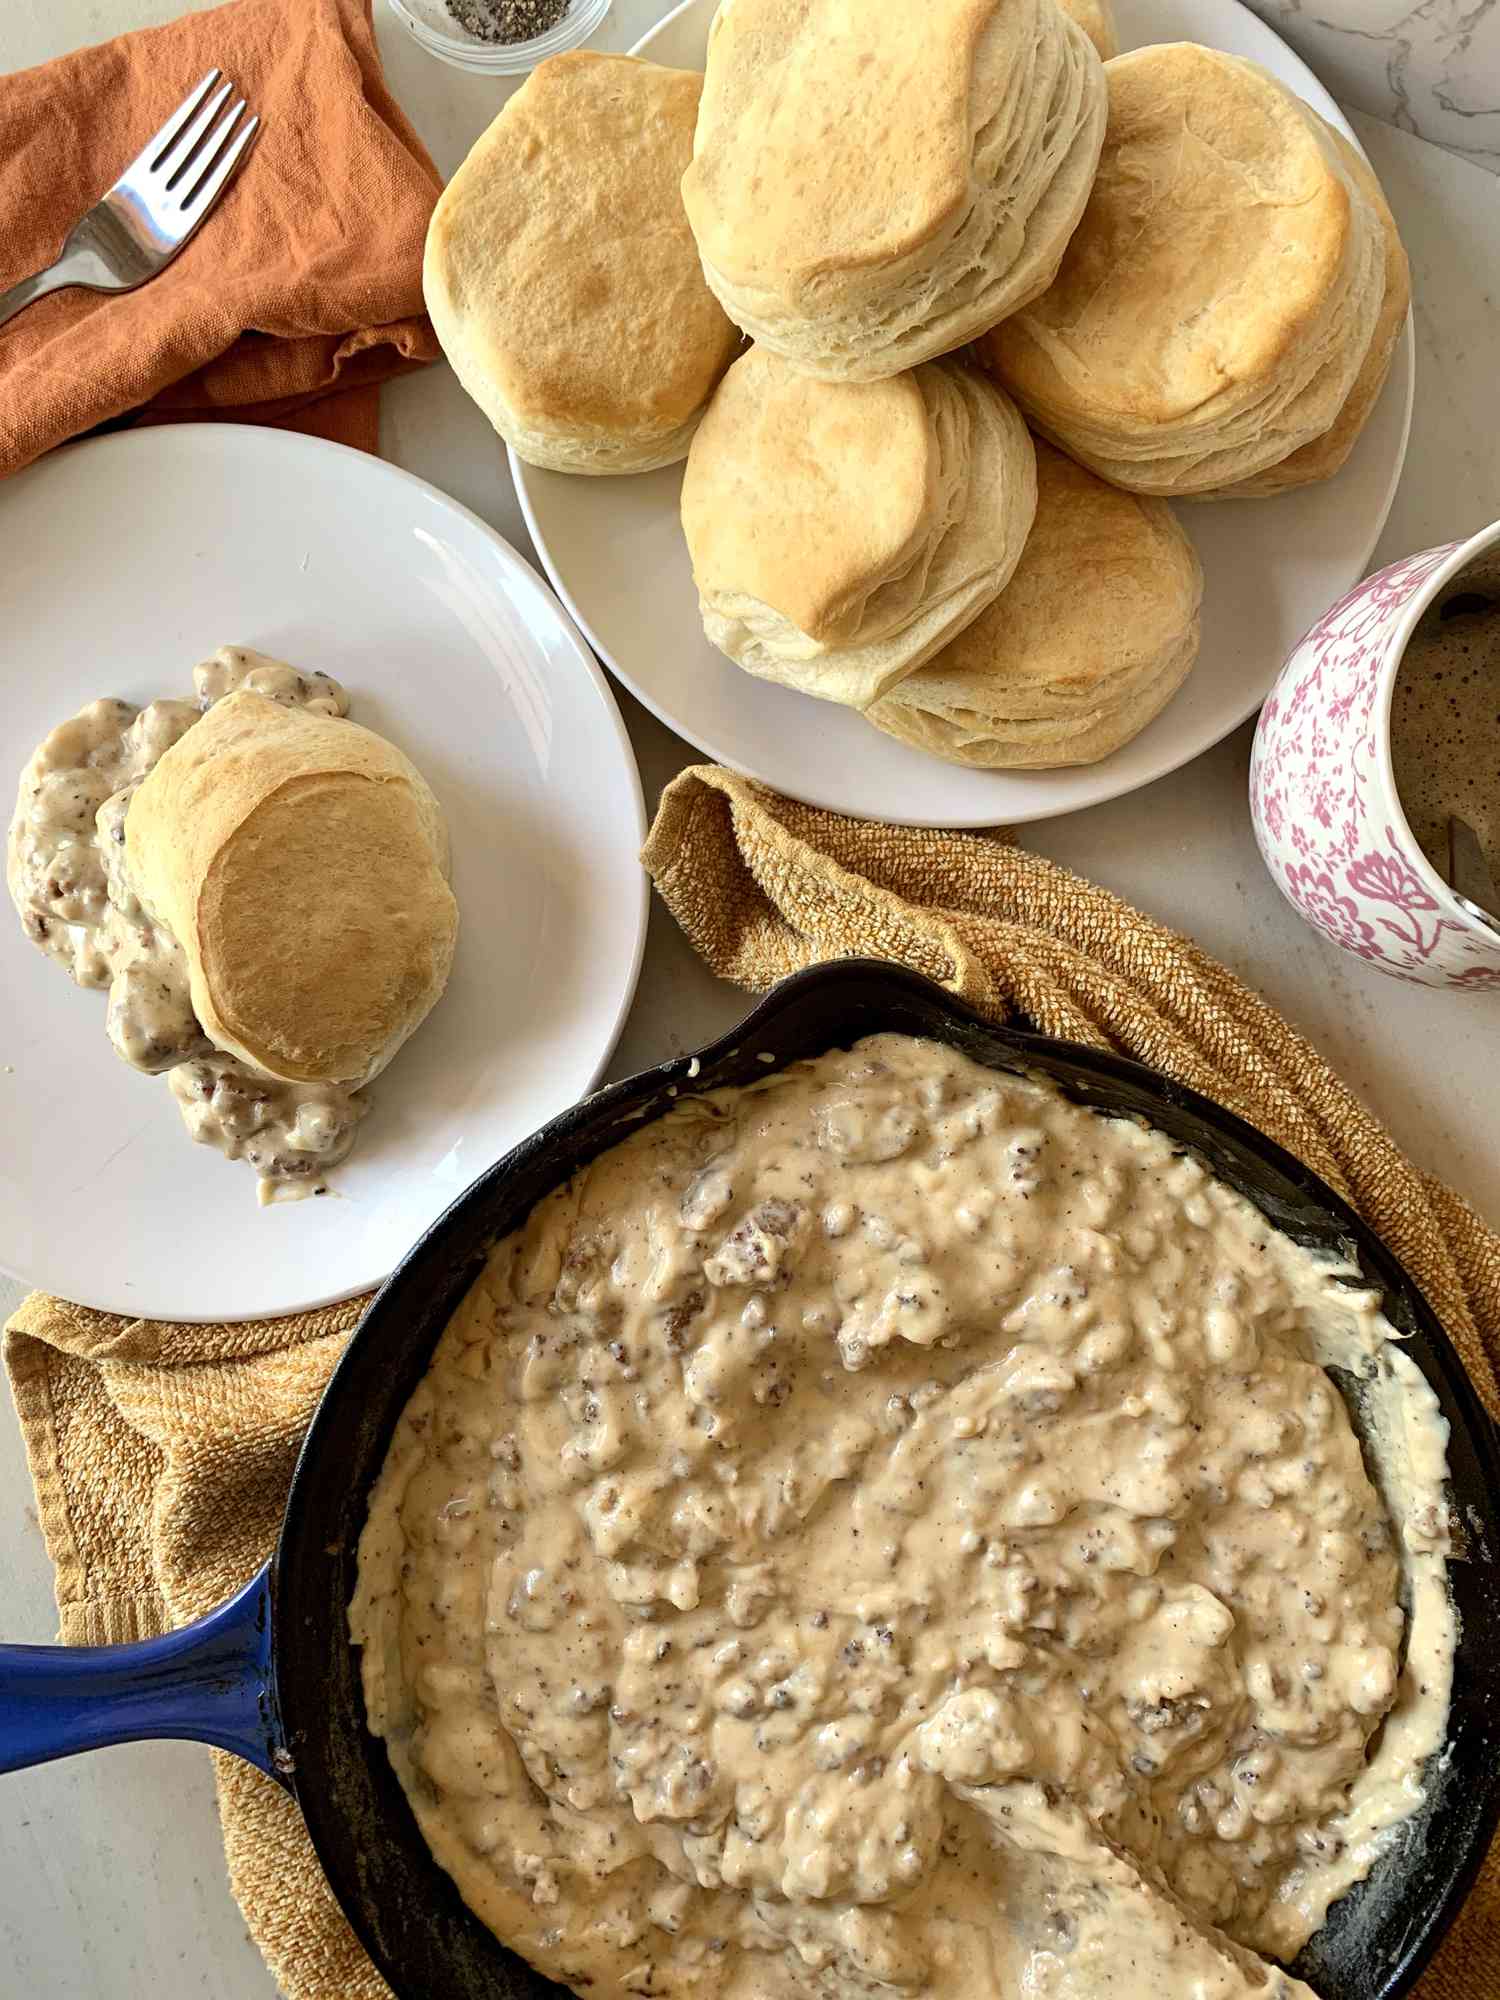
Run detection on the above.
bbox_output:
[1250,534,1500,988]
[1281,863,1381,960]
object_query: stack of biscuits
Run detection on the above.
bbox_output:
[421,0,1409,773]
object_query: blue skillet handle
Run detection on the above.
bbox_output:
[0,1564,289,1789]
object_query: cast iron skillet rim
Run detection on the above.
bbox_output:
[272,957,1500,2000]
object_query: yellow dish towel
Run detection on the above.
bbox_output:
[7,762,1497,1999]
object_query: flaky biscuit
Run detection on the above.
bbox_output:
[979,46,1387,496]
[127,692,458,1088]
[1221,125,1410,498]
[682,351,1037,709]
[425,53,740,475]
[682,0,1106,382]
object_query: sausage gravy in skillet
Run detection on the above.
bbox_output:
[352,1036,1453,2000]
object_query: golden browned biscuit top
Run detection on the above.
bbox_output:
[426,52,739,442]
[984,43,1356,427]
[683,0,999,289]
[934,440,1197,694]
[681,349,940,644]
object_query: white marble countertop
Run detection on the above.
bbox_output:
[0,3,1498,1994]
[1245,0,1500,174]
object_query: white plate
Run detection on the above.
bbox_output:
[0,425,647,1321]
[514,0,1413,828]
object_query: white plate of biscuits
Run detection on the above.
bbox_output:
[478,0,1413,828]
[0,425,647,1321]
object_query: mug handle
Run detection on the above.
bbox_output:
[0,1565,290,1788]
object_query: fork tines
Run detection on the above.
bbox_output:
[136,69,260,213]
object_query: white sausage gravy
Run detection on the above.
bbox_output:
[351,1036,1454,2000]
[6,648,366,1198]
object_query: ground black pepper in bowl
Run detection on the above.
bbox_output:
[446,0,569,41]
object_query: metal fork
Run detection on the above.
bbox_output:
[0,70,260,333]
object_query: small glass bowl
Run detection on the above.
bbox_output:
[386,0,612,76]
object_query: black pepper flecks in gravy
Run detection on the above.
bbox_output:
[351,1036,1453,2000]
[6,646,366,1199]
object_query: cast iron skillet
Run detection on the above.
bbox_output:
[2,961,1497,1999]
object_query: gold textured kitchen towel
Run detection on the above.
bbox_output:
[6,759,1499,1998]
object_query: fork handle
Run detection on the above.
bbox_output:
[0,262,78,333]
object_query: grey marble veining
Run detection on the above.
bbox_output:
[1246,0,1500,172]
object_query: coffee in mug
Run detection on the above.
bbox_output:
[1389,552,1500,883]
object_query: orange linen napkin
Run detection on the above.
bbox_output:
[0,0,442,475]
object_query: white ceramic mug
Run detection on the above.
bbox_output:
[1250,520,1500,989]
